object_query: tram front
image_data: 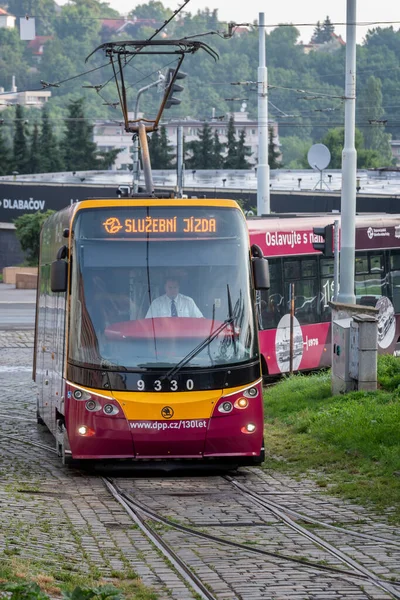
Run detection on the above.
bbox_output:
[64,199,269,464]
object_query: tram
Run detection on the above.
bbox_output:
[248,213,400,377]
[33,198,269,465]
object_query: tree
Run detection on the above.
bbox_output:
[0,128,11,176]
[357,76,393,164]
[321,127,383,169]
[14,210,55,266]
[322,17,335,41]
[280,136,311,169]
[186,122,215,169]
[268,128,281,169]
[148,126,174,168]
[211,130,225,169]
[159,126,175,168]
[7,0,58,35]
[236,130,252,169]
[28,123,41,174]
[13,105,30,174]
[223,116,237,169]
[148,128,162,168]
[311,16,334,44]
[39,107,64,173]
[61,99,120,171]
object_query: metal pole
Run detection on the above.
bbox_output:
[338,0,357,304]
[289,283,295,375]
[333,219,340,301]
[138,123,154,195]
[132,134,139,193]
[176,125,183,198]
[132,74,164,193]
[257,12,270,215]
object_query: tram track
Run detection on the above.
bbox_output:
[106,476,400,600]
[224,475,400,598]
[103,477,218,600]
[2,430,399,599]
[226,472,400,548]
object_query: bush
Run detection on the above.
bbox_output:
[14,210,55,267]
[378,354,400,391]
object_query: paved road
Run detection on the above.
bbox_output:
[0,330,399,599]
[0,283,36,329]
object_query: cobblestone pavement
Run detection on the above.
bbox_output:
[0,330,399,599]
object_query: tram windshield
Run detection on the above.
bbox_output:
[68,205,258,371]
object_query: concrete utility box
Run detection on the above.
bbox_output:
[332,318,354,395]
[350,314,378,391]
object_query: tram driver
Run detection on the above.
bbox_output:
[146,277,203,319]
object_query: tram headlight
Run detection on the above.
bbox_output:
[103,403,119,416]
[73,388,91,401]
[234,397,249,409]
[218,401,233,413]
[85,400,100,412]
[243,387,258,398]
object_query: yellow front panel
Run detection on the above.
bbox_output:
[112,389,222,421]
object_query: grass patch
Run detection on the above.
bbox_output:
[263,358,400,521]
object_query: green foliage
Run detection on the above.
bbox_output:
[0,128,12,175]
[280,136,311,168]
[268,127,281,169]
[13,105,30,174]
[186,122,215,169]
[61,98,120,171]
[263,366,400,516]
[377,353,400,390]
[223,116,237,169]
[0,581,49,600]
[236,129,252,169]
[321,127,383,169]
[0,582,123,600]
[148,126,175,168]
[39,106,65,173]
[211,130,224,168]
[14,210,55,266]
[2,4,400,170]
[311,16,335,44]
[357,76,394,164]
[28,124,41,174]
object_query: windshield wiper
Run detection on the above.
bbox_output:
[161,317,234,382]
[227,284,238,356]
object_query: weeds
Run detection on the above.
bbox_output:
[263,359,400,520]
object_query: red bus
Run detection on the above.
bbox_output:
[247,214,400,377]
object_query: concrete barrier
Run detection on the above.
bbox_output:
[15,272,38,289]
[3,266,38,285]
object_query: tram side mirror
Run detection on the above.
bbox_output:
[51,245,68,293]
[251,245,270,290]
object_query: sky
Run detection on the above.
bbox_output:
[101,0,400,44]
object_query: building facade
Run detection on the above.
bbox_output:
[0,76,51,110]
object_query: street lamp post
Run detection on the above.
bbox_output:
[338,0,357,304]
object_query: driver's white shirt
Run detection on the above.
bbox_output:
[145,293,203,318]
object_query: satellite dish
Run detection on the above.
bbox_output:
[307,144,331,171]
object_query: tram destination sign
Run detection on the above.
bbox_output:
[77,206,240,239]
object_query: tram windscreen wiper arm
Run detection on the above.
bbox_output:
[227,284,238,356]
[162,317,234,382]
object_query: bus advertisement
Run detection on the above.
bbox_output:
[247,215,400,377]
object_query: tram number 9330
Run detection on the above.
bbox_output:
[137,379,194,392]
